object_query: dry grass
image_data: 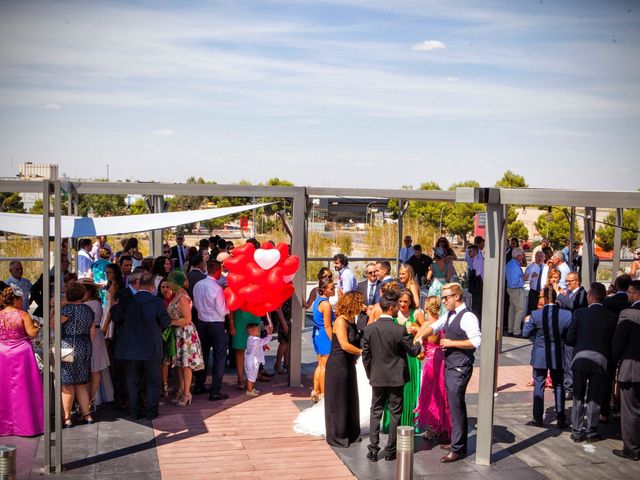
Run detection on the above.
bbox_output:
[0,236,43,282]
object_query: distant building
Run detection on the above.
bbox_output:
[18,162,59,211]
[310,197,391,223]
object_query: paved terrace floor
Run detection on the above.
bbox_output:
[5,332,640,480]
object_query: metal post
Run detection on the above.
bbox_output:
[150,195,164,257]
[395,426,414,479]
[397,200,403,274]
[637,210,640,251]
[497,205,507,354]
[53,180,62,473]
[569,207,575,270]
[0,445,17,480]
[581,207,596,287]
[289,187,307,387]
[612,208,623,282]
[42,180,52,474]
[476,195,505,466]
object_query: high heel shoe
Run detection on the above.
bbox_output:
[80,414,95,425]
[177,394,192,407]
[171,390,184,404]
[161,383,169,398]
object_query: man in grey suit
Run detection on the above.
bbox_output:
[611,280,640,461]
[566,282,618,442]
[114,272,171,420]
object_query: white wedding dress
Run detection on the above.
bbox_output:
[293,356,372,436]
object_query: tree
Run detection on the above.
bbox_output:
[129,198,149,215]
[0,192,25,213]
[30,198,43,214]
[495,170,530,240]
[405,181,446,230]
[495,170,528,188]
[534,209,582,249]
[595,209,638,251]
[443,180,485,244]
[78,193,127,217]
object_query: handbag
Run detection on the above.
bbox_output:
[51,346,75,363]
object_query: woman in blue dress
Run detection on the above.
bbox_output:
[311,277,335,403]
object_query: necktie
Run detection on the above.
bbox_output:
[178,246,184,266]
[445,309,455,328]
[535,264,542,291]
[368,282,376,305]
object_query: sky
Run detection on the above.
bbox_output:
[0,0,639,191]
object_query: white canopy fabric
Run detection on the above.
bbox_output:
[0,203,273,238]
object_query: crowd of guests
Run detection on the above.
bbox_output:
[305,242,481,464]
[0,233,291,434]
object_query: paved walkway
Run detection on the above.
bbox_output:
[5,336,640,479]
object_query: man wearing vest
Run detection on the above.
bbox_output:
[522,287,572,428]
[415,282,481,463]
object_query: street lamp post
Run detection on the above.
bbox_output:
[439,205,448,234]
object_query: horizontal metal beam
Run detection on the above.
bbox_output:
[499,188,640,209]
[71,181,300,198]
[307,187,456,202]
[0,180,44,193]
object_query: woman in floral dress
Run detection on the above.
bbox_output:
[167,269,203,407]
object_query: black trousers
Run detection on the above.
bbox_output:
[471,290,483,324]
[527,289,540,316]
[619,382,640,459]
[369,386,403,454]
[123,359,161,418]
[571,369,607,438]
[563,345,574,395]
[599,363,616,417]
[445,364,473,453]
[194,321,228,394]
[532,368,565,422]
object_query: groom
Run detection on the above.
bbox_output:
[362,289,422,462]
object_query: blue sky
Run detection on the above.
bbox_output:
[0,0,638,190]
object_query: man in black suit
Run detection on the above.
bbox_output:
[600,274,631,421]
[113,272,171,420]
[557,271,588,400]
[373,260,396,304]
[566,282,618,442]
[603,274,631,316]
[170,233,188,269]
[612,280,640,460]
[362,289,421,462]
[356,263,378,332]
[416,282,482,463]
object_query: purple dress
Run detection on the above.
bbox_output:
[0,308,44,436]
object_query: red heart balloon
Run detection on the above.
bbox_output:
[226,272,247,290]
[282,255,300,276]
[232,243,256,257]
[224,288,242,311]
[260,241,274,250]
[223,255,248,273]
[266,266,284,290]
[275,242,290,267]
[246,262,268,285]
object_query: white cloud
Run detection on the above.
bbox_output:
[152,129,175,136]
[446,77,460,83]
[411,40,445,51]
[39,103,61,110]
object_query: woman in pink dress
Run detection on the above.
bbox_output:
[414,296,451,442]
[0,285,44,436]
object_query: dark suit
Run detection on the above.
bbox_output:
[356,280,378,332]
[372,277,397,304]
[603,292,630,316]
[362,315,421,455]
[523,305,572,423]
[566,304,618,438]
[601,291,630,417]
[612,304,640,459]
[114,290,171,419]
[170,244,188,269]
[557,286,588,396]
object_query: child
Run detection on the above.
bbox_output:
[244,320,273,397]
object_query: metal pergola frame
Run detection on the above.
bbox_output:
[1,179,639,474]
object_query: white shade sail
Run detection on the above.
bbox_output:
[0,203,273,238]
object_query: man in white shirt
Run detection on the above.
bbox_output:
[552,252,571,290]
[193,259,230,401]
[90,235,114,261]
[6,261,32,311]
[415,283,481,463]
[77,238,94,279]
[524,251,546,315]
[332,253,357,295]
[399,235,413,264]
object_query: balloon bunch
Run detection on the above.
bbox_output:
[223,241,300,317]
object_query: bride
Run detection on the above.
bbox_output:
[293,356,372,436]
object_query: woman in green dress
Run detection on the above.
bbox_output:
[230,309,262,389]
[382,289,426,432]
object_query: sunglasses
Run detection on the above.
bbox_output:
[441,294,456,301]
